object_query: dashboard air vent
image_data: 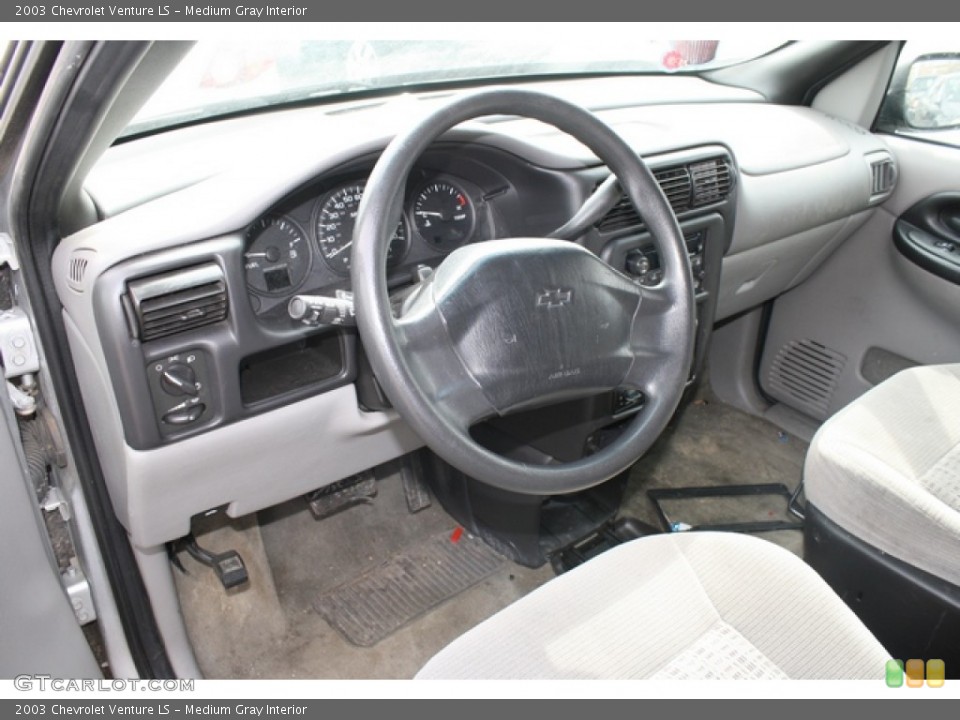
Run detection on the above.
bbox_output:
[690,158,733,207]
[596,156,732,234]
[124,263,228,342]
[654,166,694,214]
[596,167,691,233]
[596,196,641,234]
[66,249,97,292]
[69,257,89,286]
[869,155,897,197]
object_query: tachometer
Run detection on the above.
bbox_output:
[316,183,409,273]
[244,215,311,296]
[413,180,475,252]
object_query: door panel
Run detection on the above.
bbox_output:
[759,135,960,421]
[0,40,101,680]
[0,392,100,678]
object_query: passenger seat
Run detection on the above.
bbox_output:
[804,363,960,671]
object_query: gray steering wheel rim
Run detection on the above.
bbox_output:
[352,88,694,495]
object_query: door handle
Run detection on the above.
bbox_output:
[894,193,960,285]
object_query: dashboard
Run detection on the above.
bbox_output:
[50,77,898,549]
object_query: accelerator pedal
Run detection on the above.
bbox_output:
[399,452,432,514]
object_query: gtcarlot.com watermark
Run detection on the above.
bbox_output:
[14,676,194,693]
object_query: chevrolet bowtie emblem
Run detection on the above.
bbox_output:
[536,288,573,309]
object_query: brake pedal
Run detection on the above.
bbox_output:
[305,469,377,520]
[178,534,248,590]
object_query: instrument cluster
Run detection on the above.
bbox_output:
[243,170,490,321]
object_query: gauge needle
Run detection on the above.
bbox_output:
[416,211,445,219]
[245,247,282,263]
[329,241,352,258]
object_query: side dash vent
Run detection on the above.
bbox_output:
[124,263,228,342]
[767,339,847,420]
[866,152,897,203]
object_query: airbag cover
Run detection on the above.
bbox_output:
[430,238,640,412]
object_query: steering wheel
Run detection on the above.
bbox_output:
[352,89,694,496]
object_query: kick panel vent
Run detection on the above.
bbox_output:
[596,155,733,234]
[125,263,228,342]
[767,339,847,419]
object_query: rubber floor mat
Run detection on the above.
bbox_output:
[314,529,504,647]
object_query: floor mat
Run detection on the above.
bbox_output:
[314,529,504,647]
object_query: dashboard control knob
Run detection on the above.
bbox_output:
[161,362,199,397]
[625,251,651,277]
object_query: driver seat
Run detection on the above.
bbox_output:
[416,532,888,679]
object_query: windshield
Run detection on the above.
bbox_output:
[125,38,785,137]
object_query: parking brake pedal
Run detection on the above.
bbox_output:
[179,534,248,590]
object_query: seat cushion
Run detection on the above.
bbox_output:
[805,364,960,587]
[416,532,888,679]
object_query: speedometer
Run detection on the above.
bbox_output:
[315,183,409,274]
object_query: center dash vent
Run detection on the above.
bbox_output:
[654,166,694,214]
[124,263,228,342]
[690,158,733,207]
[596,155,733,235]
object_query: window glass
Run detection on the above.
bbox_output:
[125,38,786,138]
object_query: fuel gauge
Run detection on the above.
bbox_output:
[244,215,312,296]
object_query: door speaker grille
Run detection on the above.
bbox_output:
[767,339,846,419]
